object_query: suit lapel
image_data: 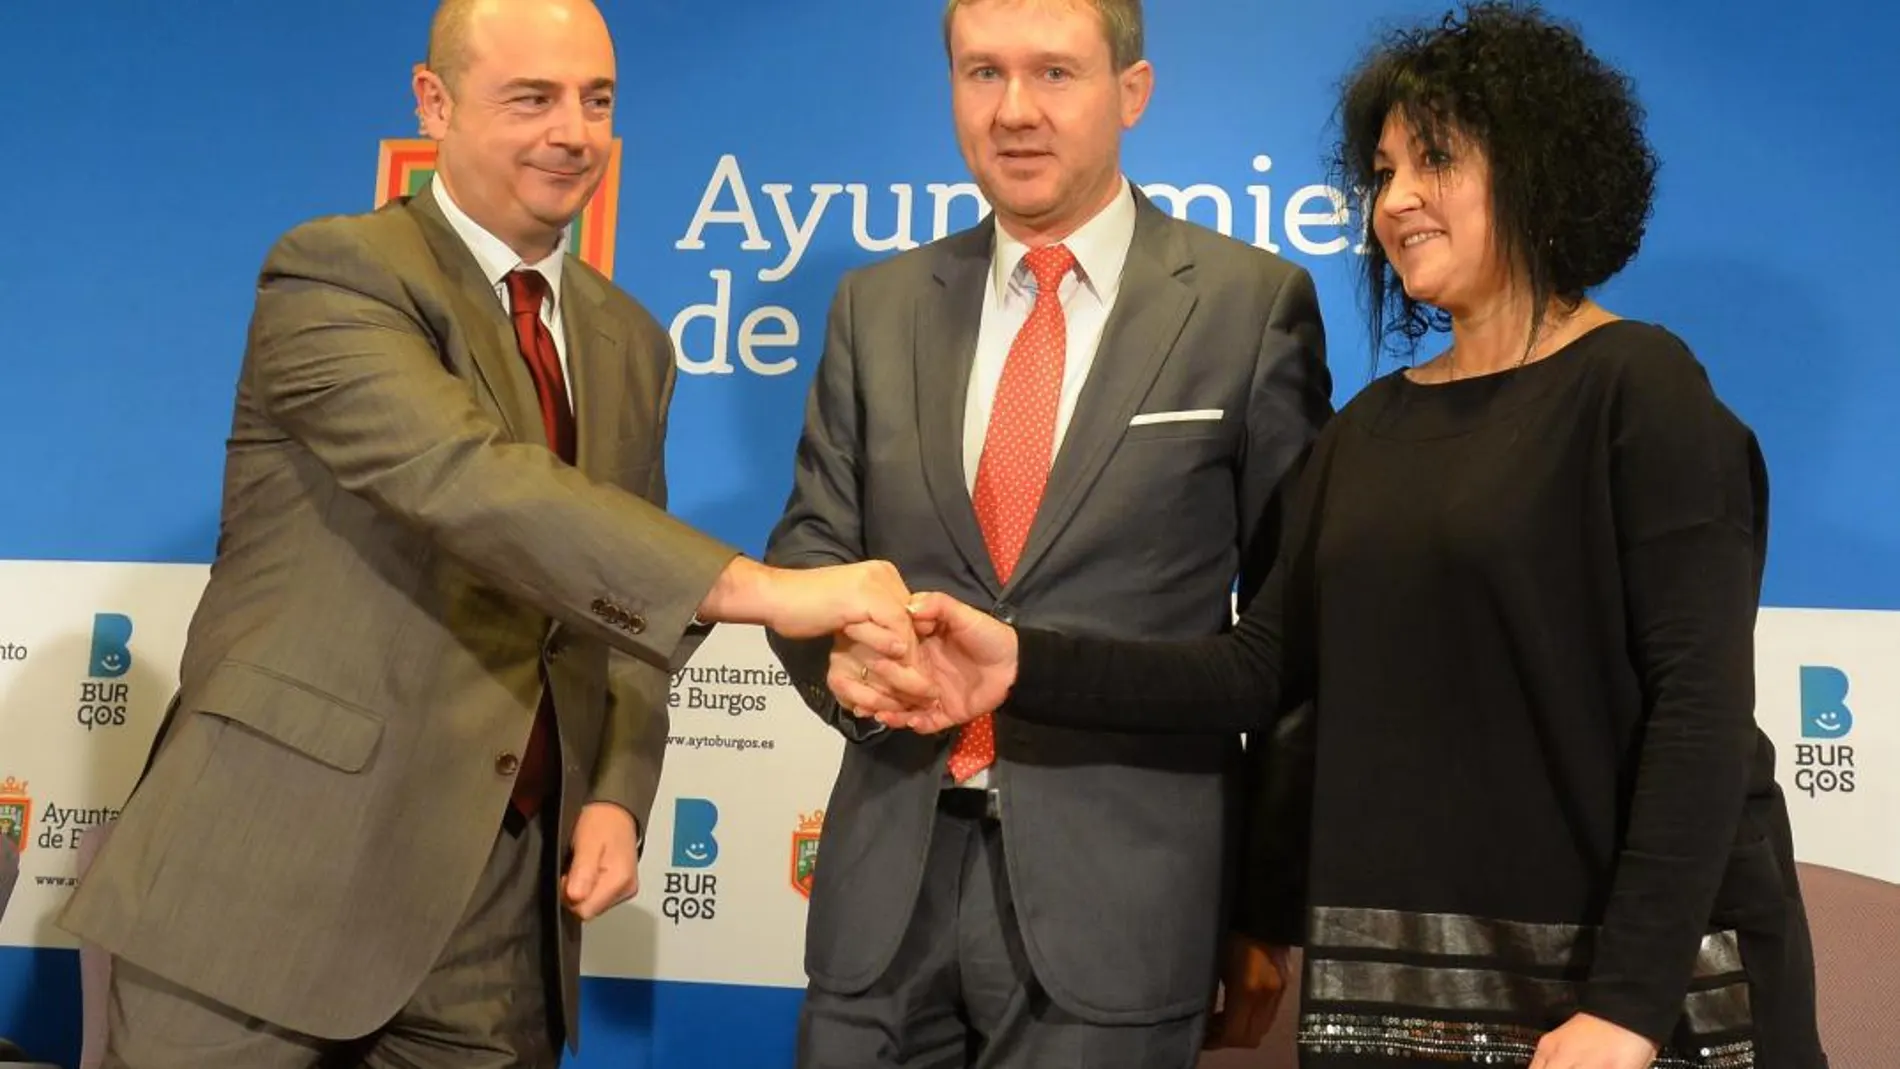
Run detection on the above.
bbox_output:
[915,226,1001,596]
[1006,199,1198,590]
[559,268,627,481]
[405,186,541,445]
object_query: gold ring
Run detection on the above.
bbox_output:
[857,662,871,681]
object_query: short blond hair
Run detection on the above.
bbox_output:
[942,0,1145,72]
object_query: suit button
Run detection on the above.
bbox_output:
[546,638,567,662]
[496,753,520,776]
[993,603,1016,625]
[626,613,647,634]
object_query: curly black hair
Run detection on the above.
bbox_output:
[1332,2,1660,363]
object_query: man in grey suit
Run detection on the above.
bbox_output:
[764,1,1333,1065]
[58,1,923,1066]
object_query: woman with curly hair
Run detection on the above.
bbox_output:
[840,4,1829,1067]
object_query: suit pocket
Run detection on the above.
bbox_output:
[1122,420,1229,443]
[193,660,385,773]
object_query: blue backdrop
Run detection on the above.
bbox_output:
[2,1,1896,1065]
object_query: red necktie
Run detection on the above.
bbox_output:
[504,269,574,820]
[950,243,1076,784]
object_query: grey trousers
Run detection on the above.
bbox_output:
[797,797,1208,1069]
[102,812,560,1069]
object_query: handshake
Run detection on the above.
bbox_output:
[699,557,1014,734]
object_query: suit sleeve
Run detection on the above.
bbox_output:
[761,274,888,743]
[246,218,738,672]
[1232,264,1332,948]
[591,326,693,844]
[1234,265,1332,607]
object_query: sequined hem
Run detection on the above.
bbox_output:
[1299,1013,1756,1067]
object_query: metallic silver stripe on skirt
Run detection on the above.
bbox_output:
[1296,905,1757,1063]
[1309,905,1745,980]
[1305,961,1753,1036]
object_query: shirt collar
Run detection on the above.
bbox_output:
[990,176,1137,302]
[430,177,566,311]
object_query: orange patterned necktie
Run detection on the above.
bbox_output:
[950,243,1077,783]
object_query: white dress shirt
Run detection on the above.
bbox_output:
[956,178,1138,788]
[431,179,574,406]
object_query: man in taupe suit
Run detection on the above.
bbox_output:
[58,1,923,1065]
[764,1,1333,1066]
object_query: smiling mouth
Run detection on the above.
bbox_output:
[1401,230,1445,248]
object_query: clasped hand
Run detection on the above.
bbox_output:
[824,589,1018,735]
[753,557,1009,731]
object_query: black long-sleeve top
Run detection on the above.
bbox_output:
[1000,322,1809,1055]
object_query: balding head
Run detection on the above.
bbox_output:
[425,0,611,93]
[412,0,618,260]
[426,0,483,91]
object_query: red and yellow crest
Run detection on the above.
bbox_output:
[374,138,624,279]
[790,810,825,899]
[0,776,30,855]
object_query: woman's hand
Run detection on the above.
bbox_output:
[1529,1013,1659,1069]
